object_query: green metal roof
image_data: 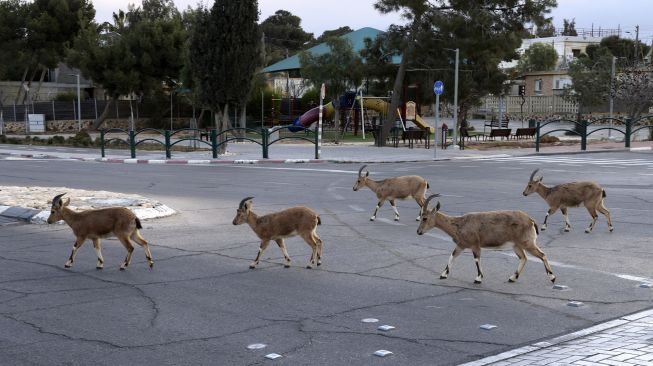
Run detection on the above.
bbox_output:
[261,27,401,73]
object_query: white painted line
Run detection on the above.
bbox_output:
[0,206,10,215]
[424,232,453,242]
[348,205,365,212]
[229,166,356,174]
[377,325,395,331]
[247,343,267,350]
[123,159,138,164]
[631,147,652,151]
[264,353,282,360]
[480,324,497,330]
[187,159,211,164]
[148,160,166,164]
[373,350,393,357]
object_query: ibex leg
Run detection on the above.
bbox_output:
[370,200,385,221]
[541,207,557,231]
[118,237,135,270]
[92,239,104,269]
[509,246,527,282]
[584,206,598,233]
[65,237,86,268]
[440,245,463,280]
[472,247,484,284]
[131,231,154,268]
[560,207,571,232]
[275,239,291,268]
[250,240,270,269]
[389,199,400,221]
[597,200,614,232]
[526,245,556,283]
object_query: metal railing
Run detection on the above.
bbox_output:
[99,124,320,159]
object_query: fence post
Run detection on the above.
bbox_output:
[625,118,632,148]
[94,98,98,120]
[314,125,319,159]
[129,129,136,158]
[52,101,56,121]
[165,130,171,159]
[13,103,16,122]
[262,128,268,159]
[211,129,217,159]
[72,101,76,122]
[535,121,541,152]
[100,130,105,157]
[580,120,587,151]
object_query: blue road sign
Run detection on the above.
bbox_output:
[433,81,444,95]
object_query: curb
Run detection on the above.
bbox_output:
[0,203,176,225]
[459,307,653,366]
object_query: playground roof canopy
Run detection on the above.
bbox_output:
[261,27,401,74]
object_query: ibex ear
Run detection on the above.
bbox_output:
[435,202,441,211]
[365,171,369,177]
[63,198,70,207]
[536,176,543,182]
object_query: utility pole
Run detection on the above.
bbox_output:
[609,56,615,139]
[634,25,640,62]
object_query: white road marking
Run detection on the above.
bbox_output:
[348,205,365,212]
[229,166,357,174]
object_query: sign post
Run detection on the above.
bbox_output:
[317,83,325,159]
[433,81,443,158]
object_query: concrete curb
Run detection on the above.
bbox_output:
[0,203,176,225]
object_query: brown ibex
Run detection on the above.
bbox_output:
[232,197,323,269]
[417,194,556,284]
[47,193,154,270]
[353,165,429,221]
[523,169,613,233]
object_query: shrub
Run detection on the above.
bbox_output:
[0,135,6,143]
[540,135,560,143]
[53,91,78,102]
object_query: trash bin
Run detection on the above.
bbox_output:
[528,119,536,128]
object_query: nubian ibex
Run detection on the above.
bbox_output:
[352,165,429,221]
[232,197,323,269]
[417,194,556,284]
[47,193,154,270]
[523,169,613,233]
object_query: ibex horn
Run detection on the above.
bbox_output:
[423,193,441,213]
[358,165,367,177]
[529,169,540,182]
[238,197,254,209]
[52,193,66,206]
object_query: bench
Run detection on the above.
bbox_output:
[402,128,430,149]
[460,127,481,142]
[199,128,211,141]
[484,128,511,141]
[483,118,509,134]
[512,127,537,140]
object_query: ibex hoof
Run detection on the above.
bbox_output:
[370,218,375,221]
[609,227,614,232]
[64,264,72,268]
[306,265,313,269]
[439,275,448,279]
[119,267,126,271]
[394,218,399,221]
[149,263,154,269]
[249,265,256,269]
[96,266,103,270]
[564,227,571,232]
[508,276,517,283]
[317,262,321,266]
[284,264,290,268]
[473,280,482,284]
[541,226,547,231]
[584,229,591,233]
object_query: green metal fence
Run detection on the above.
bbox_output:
[533,116,653,152]
[100,124,319,159]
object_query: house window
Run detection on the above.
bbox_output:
[572,49,581,58]
[534,79,543,94]
[555,79,572,89]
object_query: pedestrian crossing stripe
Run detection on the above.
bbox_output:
[475,156,653,167]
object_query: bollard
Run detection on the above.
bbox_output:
[262,128,268,159]
[100,130,106,157]
[129,130,136,158]
[165,130,171,159]
[535,122,541,152]
[580,120,587,151]
[625,118,632,148]
[211,129,217,158]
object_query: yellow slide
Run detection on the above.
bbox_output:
[360,97,435,133]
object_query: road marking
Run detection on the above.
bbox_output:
[228,166,357,174]
[348,205,365,212]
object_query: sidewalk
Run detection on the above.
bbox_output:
[462,308,653,366]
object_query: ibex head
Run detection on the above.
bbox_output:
[523,169,543,196]
[353,165,370,191]
[232,197,254,225]
[47,193,70,224]
[417,194,441,235]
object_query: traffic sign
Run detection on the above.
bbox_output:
[433,81,444,95]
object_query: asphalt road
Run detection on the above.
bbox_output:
[1,151,652,365]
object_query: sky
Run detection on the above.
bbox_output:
[91,0,653,43]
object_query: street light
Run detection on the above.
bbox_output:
[608,56,615,140]
[69,73,81,131]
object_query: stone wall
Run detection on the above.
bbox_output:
[0,118,190,134]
